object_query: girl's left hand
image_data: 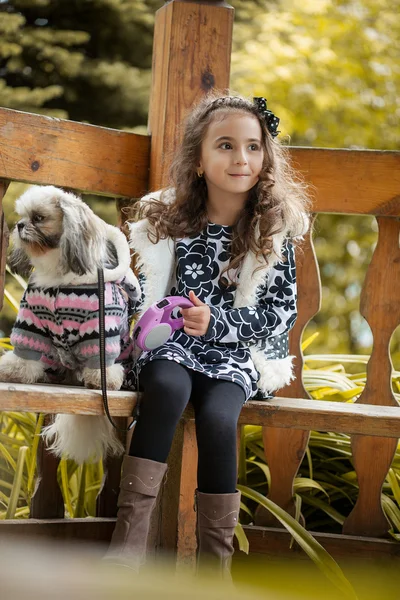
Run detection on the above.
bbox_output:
[181,291,211,336]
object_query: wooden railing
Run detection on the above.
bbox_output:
[1,0,400,564]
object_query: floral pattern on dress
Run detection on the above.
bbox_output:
[125,223,297,401]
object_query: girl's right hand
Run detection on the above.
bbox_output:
[181,291,211,336]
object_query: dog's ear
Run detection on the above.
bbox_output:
[8,246,32,278]
[58,193,102,275]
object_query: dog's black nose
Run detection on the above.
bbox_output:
[17,222,25,232]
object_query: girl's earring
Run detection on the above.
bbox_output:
[196,168,204,178]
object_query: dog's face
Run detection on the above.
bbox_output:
[8,185,106,279]
[14,196,64,257]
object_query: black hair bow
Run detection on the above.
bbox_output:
[253,97,280,138]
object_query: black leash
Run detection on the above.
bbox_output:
[97,267,138,432]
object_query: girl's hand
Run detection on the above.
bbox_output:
[181,291,211,336]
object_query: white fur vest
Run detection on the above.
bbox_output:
[128,190,308,396]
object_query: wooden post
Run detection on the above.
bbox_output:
[96,417,127,518]
[0,180,10,312]
[30,416,64,519]
[147,0,234,191]
[147,0,234,559]
[343,217,400,537]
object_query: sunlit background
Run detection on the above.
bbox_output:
[0,1,399,597]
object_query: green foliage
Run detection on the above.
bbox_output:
[239,349,400,539]
[230,0,400,150]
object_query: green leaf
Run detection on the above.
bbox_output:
[294,477,330,498]
[73,463,87,518]
[301,495,345,525]
[234,521,249,554]
[6,446,28,519]
[247,460,271,487]
[387,469,400,508]
[27,413,44,498]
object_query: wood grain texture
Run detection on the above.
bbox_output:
[344,217,400,537]
[291,148,400,216]
[148,0,234,190]
[237,526,400,560]
[0,108,150,198]
[159,417,198,565]
[0,179,10,313]
[256,222,321,526]
[2,383,400,436]
[96,417,127,518]
[2,520,400,561]
[0,107,398,211]
[30,415,64,519]
[0,518,115,543]
[176,420,198,565]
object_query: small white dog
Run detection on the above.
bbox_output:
[0,185,140,463]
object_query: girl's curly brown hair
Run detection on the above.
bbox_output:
[133,93,311,282]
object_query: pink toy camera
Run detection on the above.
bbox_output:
[132,296,194,351]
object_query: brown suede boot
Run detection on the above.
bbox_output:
[103,455,167,570]
[195,490,241,582]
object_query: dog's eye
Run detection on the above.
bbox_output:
[33,214,45,223]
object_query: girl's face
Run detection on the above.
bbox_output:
[198,112,264,199]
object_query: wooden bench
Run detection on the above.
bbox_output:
[1,0,400,565]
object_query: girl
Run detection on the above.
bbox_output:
[104,94,310,576]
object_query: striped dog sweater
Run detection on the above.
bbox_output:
[11,278,137,378]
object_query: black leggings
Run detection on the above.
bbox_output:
[129,360,245,494]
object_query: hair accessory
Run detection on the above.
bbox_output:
[253,97,280,138]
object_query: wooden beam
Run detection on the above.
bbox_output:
[2,519,399,562]
[237,526,400,560]
[0,180,10,312]
[291,148,400,216]
[0,108,150,198]
[0,518,115,543]
[240,397,400,437]
[1,383,400,438]
[0,107,398,212]
[0,382,137,415]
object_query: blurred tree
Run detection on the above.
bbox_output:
[230,0,400,150]
[0,0,163,125]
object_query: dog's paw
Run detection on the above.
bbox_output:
[82,363,124,391]
[0,352,46,384]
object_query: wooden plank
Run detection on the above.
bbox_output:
[0,108,150,198]
[291,148,400,216]
[30,415,64,519]
[159,418,198,560]
[0,179,10,312]
[96,417,126,518]
[148,0,234,189]
[0,518,115,543]
[0,382,137,415]
[2,519,399,562]
[175,420,198,565]
[0,107,398,212]
[1,383,400,437]
[344,217,400,537]
[237,526,400,560]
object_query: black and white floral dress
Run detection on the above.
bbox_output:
[126,223,297,401]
